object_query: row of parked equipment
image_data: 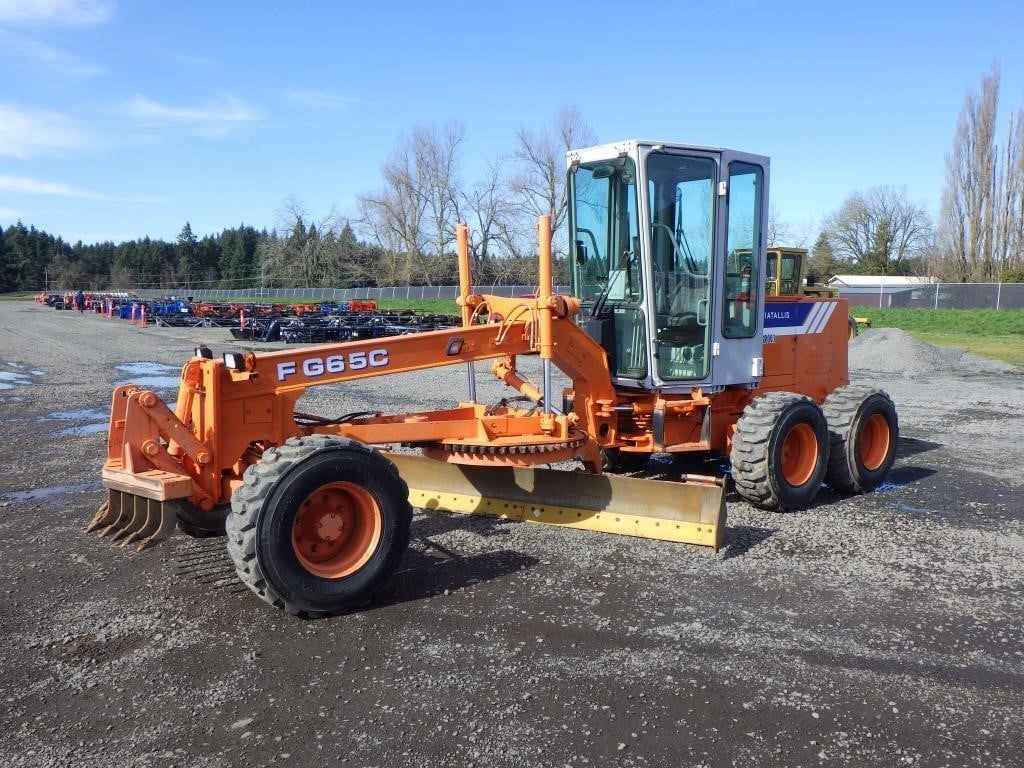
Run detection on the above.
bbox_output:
[35,291,459,343]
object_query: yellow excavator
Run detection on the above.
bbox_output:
[764,247,870,339]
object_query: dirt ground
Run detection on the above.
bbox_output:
[0,302,1022,768]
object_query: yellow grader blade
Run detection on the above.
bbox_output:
[387,453,726,550]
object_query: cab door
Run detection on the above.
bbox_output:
[710,152,769,387]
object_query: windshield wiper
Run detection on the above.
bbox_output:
[590,252,632,318]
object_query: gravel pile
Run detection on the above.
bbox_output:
[849,327,1016,375]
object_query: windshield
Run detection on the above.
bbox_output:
[569,158,647,379]
[647,153,716,380]
[569,159,641,306]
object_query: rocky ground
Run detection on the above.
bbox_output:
[0,303,1021,768]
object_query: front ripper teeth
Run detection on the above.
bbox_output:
[87,490,177,551]
[111,495,148,542]
[84,498,115,532]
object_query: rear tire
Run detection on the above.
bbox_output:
[730,392,829,511]
[175,501,228,537]
[226,435,411,618]
[823,386,898,493]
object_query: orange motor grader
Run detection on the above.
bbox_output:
[89,140,898,617]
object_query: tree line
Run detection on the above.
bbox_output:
[0,107,589,294]
[4,84,1024,294]
[804,63,1024,281]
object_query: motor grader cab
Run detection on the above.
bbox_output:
[89,139,899,619]
[569,142,771,396]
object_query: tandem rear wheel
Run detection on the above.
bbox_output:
[226,435,412,618]
[823,386,899,493]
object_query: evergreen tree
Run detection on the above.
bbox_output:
[176,222,200,288]
[808,231,840,279]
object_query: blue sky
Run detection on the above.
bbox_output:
[2,0,1023,245]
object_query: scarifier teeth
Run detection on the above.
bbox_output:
[88,490,177,550]
[98,492,132,538]
[111,495,148,542]
[125,498,177,551]
[85,498,115,532]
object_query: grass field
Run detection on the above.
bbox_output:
[855,307,1024,366]
[376,298,459,314]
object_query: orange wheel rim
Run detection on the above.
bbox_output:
[780,422,818,486]
[858,413,890,471]
[291,482,383,579]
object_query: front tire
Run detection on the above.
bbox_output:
[226,436,412,618]
[730,392,829,511]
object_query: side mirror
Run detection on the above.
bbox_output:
[575,240,587,266]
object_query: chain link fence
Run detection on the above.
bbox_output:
[52,281,1024,311]
[837,282,1024,310]
[128,285,569,302]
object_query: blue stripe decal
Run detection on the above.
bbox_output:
[764,303,813,329]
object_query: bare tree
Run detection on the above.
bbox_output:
[820,187,933,275]
[457,158,509,267]
[765,204,810,247]
[356,122,465,284]
[509,105,596,255]
[939,66,1000,280]
[260,199,345,287]
[993,108,1024,276]
[356,144,426,284]
[414,121,465,269]
[1014,112,1024,274]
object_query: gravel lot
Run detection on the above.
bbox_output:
[1,302,1022,768]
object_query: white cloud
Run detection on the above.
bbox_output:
[284,89,355,110]
[0,33,104,78]
[0,102,87,157]
[0,0,113,25]
[119,95,262,137]
[0,174,164,203]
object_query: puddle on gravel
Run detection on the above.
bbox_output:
[56,423,109,437]
[0,370,34,390]
[115,362,180,391]
[892,502,937,515]
[118,375,181,390]
[2,481,100,503]
[46,408,108,421]
[116,362,177,375]
[39,408,110,437]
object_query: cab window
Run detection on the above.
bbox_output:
[723,162,763,338]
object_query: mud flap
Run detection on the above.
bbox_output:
[387,453,726,550]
